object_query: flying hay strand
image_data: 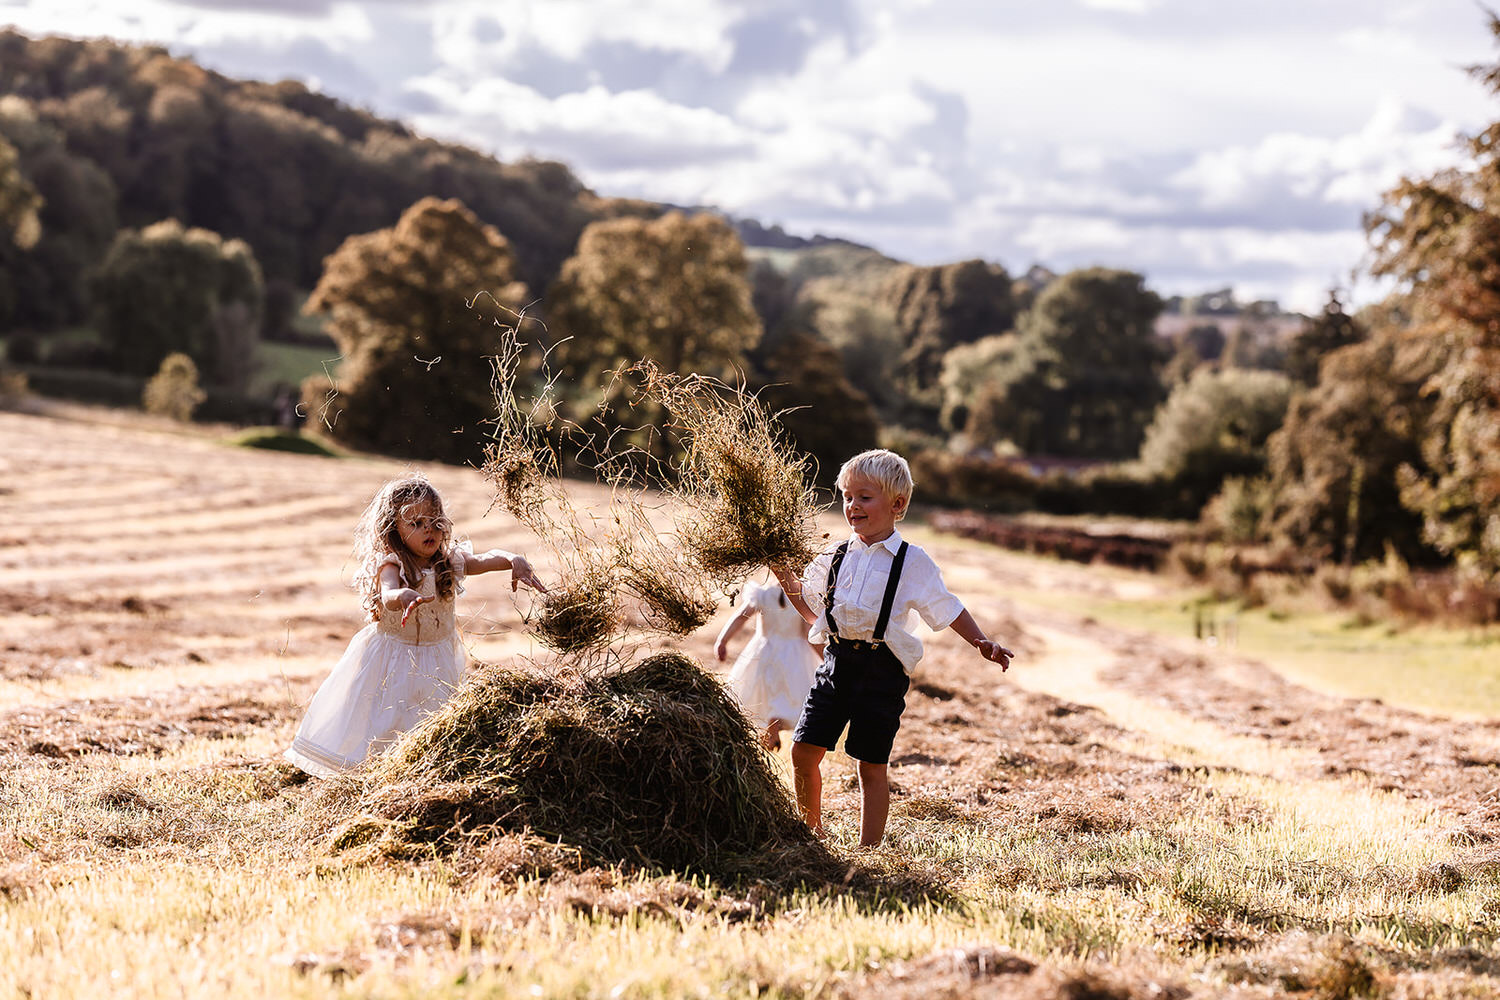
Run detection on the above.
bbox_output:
[628,363,824,587]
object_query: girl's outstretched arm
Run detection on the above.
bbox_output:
[714,605,755,661]
[463,549,548,592]
[379,563,430,625]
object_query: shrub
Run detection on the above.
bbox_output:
[1202,476,1272,544]
[4,330,39,365]
[225,427,340,456]
[141,352,205,421]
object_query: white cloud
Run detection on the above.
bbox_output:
[1169,97,1463,219]
[1078,0,1161,13]
[1,0,1494,312]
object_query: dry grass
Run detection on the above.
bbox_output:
[13,409,1500,999]
[626,362,825,586]
[610,498,719,636]
[530,554,624,654]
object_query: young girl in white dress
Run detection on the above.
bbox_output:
[715,577,823,751]
[284,473,546,777]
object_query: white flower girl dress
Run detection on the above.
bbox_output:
[284,548,470,777]
[726,581,821,729]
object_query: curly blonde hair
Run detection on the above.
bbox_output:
[351,473,458,620]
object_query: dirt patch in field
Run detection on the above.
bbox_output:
[1085,621,1500,838]
[0,678,314,758]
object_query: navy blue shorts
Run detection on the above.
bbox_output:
[792,640,910,765]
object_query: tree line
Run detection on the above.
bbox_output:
[0,24,1496,596]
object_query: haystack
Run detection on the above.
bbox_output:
[309,652,831,879]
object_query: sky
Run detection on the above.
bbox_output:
[2,0,1496,313]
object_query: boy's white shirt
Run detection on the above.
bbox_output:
[798,529,964,673]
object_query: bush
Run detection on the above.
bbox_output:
[15,365,143,406]
[4,330,39,365]
[1201,476,1272,544]
[908,449,1039,511]
[225,427,340,456]
[142,352,205,421]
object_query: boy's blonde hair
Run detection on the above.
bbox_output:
[836,449,914,521]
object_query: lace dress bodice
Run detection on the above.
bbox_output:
[374,568,457,645]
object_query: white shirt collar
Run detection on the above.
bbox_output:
[847,529,904,554]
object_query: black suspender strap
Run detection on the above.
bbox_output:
[872,541,909,642]
[824,542,849,637]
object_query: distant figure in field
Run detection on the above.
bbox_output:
[715,576,823,752]
[284,473,547,777]
[770,449,1013,847]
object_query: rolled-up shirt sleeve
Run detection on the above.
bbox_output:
[911,550,964,630]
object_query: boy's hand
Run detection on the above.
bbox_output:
[977,639,1013,671]
[509,556,547,593]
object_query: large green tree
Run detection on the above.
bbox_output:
[1362,15,1500,572]
[1138,366,1292,511]
[880,258,1016,425]
[91,218,262,387]
[544,211,761,450]
[0,135,39,250]
[0,98,117,331]
[1262,330,1440,565]
[964,267,1165,458]
[1283,291,1366,387]
[303,196,528,464]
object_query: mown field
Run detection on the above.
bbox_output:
[4,405,1500,999]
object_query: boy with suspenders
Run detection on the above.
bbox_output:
[772,449,1014,846]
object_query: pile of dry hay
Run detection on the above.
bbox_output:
[305,651,835,880]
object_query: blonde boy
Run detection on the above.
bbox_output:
[771,449,1012,846]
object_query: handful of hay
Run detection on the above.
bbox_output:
[610,499,717,636]
[532,557,623,654]
[630,364,824,587]
[309,652,831,878]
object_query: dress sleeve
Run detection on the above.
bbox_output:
[377,553,407,588]
[451,539,474,593]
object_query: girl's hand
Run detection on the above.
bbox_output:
[714,638,729,662]
[399,592,434,628]
[977,639,1013,671]
[509,555,546,593]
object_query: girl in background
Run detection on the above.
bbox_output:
[715,575,822,751]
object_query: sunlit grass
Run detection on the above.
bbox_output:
[252,341,341,396]
[989,569,1500,718]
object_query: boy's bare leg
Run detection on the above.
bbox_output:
[790,741,826,834]
[857,760,891,847]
